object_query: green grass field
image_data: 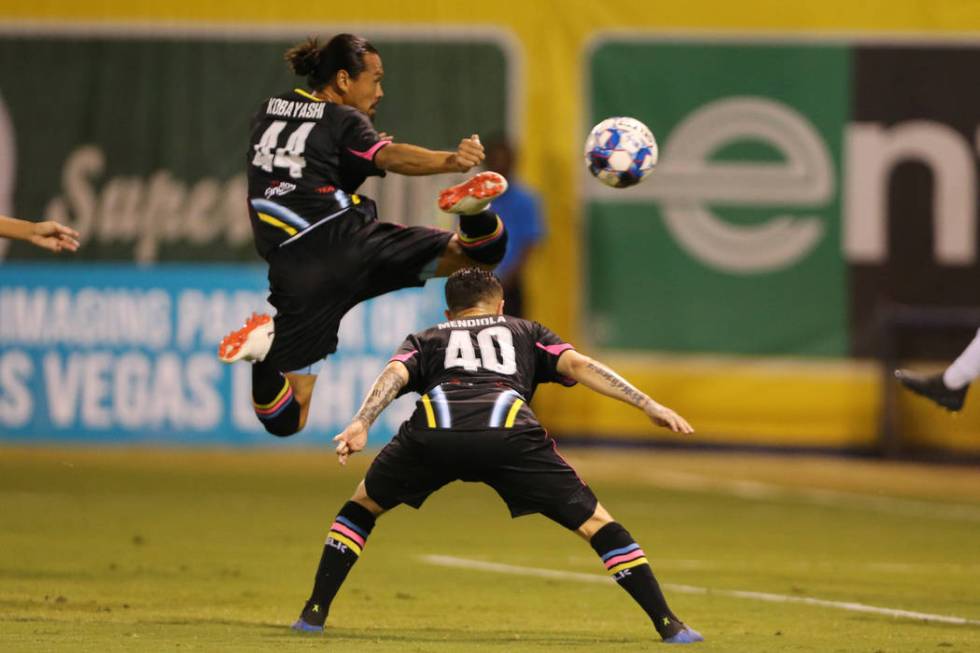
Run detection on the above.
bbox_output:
[1,446,979,652]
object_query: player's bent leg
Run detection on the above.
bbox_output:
[455,210,508,265]
[574,502,615,540]
[284,372,317,431]
[433,203,509,277]
[294,493,379,632]
[583,504,703,644]
[434,228,508,277]
[251,362,310,437]
[436,172,508,270]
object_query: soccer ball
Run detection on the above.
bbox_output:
[584,117,658,188]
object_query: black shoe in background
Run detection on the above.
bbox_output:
[894,370,969,412]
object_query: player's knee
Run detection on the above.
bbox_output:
[458,212,508,266]
[576,503,615,540]
[351,481,387,516]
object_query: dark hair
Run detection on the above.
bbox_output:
[445,268,503,313]
[285,34,379,89]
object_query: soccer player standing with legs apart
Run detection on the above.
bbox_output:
[292,268,704,644]
[217,34,509,438]
[895,330,980,411]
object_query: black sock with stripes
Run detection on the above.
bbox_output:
[590,522,682,639]
[457,210,508,265]
[251,360,300,437]
[299,501,377,626]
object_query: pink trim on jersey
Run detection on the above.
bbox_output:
[347,140,392,161]
[390,350,418,363]
[329,522,366,548]
[535,342,574,356]
[604,548,647,569]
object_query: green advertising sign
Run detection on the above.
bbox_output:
[0,29,510,263]
[585,41,851,356]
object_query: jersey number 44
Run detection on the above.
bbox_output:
[252,121,316,179]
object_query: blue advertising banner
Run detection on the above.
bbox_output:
[0,264,446,446]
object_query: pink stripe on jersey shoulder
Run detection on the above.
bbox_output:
[330,522,366,547]
[348,139,392,161]
[536,342,574,356]
[390,350,418,363]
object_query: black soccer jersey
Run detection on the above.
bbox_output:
[246,88,390,258]
[389,315,577,430]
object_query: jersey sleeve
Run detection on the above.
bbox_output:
[389,334,424,395]
[337,108,391,178]
[532,322,577,387]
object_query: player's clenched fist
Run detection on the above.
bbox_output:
[450,134,485,172]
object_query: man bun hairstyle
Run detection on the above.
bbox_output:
[285,34,379,90]
[445,267,503,313]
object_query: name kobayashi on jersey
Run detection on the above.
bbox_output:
[246,89,391,258]
[389,315,576,431]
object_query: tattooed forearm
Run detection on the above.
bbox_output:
[585,361,650,409]
[354,367,406,427]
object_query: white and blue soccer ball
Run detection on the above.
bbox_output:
[584,117,658,188]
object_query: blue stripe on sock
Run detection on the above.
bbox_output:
[335,515,368,538]
[601,542,640,562]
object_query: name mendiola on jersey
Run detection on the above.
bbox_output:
[437,316,507,330]
[266,98,326,120]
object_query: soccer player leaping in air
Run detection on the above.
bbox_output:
[217,34,509,438]
[290,268,705,644]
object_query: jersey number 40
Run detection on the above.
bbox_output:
[252,121,316,179]
[444,327,517,375]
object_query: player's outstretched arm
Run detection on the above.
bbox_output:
[0,215,80,253]
[374,134,484,176]
[333,362,410,465]
[556,350,694,434]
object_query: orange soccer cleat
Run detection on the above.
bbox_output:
[437,171,508,215]
[218,313,275,363]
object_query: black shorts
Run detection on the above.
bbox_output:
[263,200,454,372]
[364,424,599,530]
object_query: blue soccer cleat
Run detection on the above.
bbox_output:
[290,618,323,633]
[663,626,704,644]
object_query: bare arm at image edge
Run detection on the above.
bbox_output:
[0,215,80,253]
